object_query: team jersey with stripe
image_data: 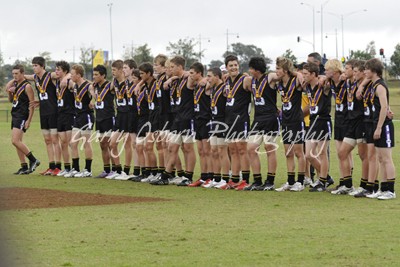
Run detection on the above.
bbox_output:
[225,74,251,124]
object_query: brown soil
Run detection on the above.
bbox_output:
[0,187,169,210]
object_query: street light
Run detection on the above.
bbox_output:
[198,34,210,62]
[325,9,367,59]
[226,29,239,52]
[300,2,315,52]
[107,3,114,62]
[320,0,331,57]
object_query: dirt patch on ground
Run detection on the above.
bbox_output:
[0,187,169,210]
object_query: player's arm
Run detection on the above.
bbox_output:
[243,76,252,91]
[23,74,35,81]
[25,84,35,130]
[373,85,388,140]
[187,76,196,90]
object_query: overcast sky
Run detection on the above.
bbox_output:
[1,0,399,67]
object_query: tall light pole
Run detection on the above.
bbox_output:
[226,29,239,52]
[326,9,367,59]
[198,34,210,62]
[320,0,330,57]
[300,2,315,52]
[107,3,114,62]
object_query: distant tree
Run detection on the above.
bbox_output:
[38,51,52,62]
[80,45,94,79]
[0,51,5,87]
[281,49,298,65]
[133,44,154,65]
[209,59,224,69]
[349,50,373,61]
[223,42,272,72]
[389,43,400,78]
[166,38,200,69]
[365,41,376,58]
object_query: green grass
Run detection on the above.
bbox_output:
[1,82,400,266]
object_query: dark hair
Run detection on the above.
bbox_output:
[308,52,322,63]
[303,62,319,77]
[55,60,70,73]
[138,62,154,76]
[93,64,107,77]
[190,62,204,75]
[132,69,141,80]
[249,57,267,73]
[208,67,222,79]
[353,60,366,71]
[124,59,138,70]
[32,56,45,68]
[345,59,358,69]
[295,62,306,70]
[111,60,124,69]
[365,58,384,77]
[170,56,186,69]
[225,54,239,66]
[12,64,25,73]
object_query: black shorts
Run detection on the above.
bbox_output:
[57,113,75,132]
[364,121,374,144]
[128,112,138,134]
[137,116,150,138]
[160,113,174,131]
[209,119,227,138]
[73,113,95,130]
[344,118,365,140]
[171,118,195,135]
[250,117,280,137]
[113,112,130,132]
[374,121,395,148]
[282,121,305,144]
[306,119,332,141]
[225,120,250,141]
[149,109,161,132]
[40,113,57,130]
[195,119,212,140]
[96,117,115,134]
[334,121,348,141]
[11,116,28,133]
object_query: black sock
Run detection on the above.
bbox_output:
[319,177,327,186]
[222,174,230,183]
[267,173,275,184]
[177,170,185,177]
[85,159,92,172]
[231,175,240,183]
[55,162,62,170]
[380,182,388,192]
[158,167,165,173]
[161,171,173,180]
[152,167,158,176]
[366,182,374,193]
[104,164,111,173]
[21,163,28,170]
[242,170,250,183]
[124,165,130,175]
[253,174,262,185]
[49,162,56,170]
[26,152,37,162]
[297,172,305,185]
[343,176,353,188]
[185,171,193,181]
[200,173,208,181]
[64,163,71,171]
[116,164,122,174]
[339,177,344,187]
[72,158,80,172]
[133,166,140,176]
[287,172,295,185]
[374,180,379,192]
[208,172,214,181]
[112,164,117,172]
[359,179,367,189]
[171,168,176,177]
[387,179,395,193]
[214,173,221,182]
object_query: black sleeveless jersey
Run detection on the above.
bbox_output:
[136,86,149,117]
[225,74,251,124]
[346,79,364,120]
[34,71,57,116]
[113,78,129,113]
[329,79,347,124]
[146,79,160,114]
[372,78,391,123]
[307,84,331,121]
[156,73,170,114]
[194,85,211,120]
[125,79,138,116]
[94,80,115,121]
[175,77,194,121]
[56,79,75,115]
[73,80,93,115]
[211,83,226,122]
[251,74,278,121]
[11,80,30,118]
[363,81,374,122]
[277,76,303,124]
[169,79,178,114]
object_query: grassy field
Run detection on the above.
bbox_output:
[1,81,400,266]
